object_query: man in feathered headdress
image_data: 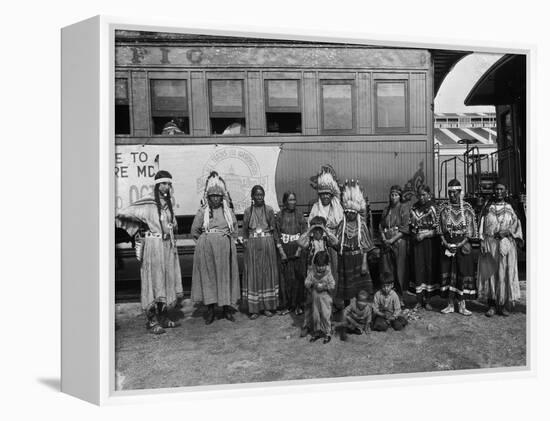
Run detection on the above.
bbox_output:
[190,171,240,324]
[308,165,344,292]
[308,165,344,230]
[336,180,378,304]
[116,170,183,334]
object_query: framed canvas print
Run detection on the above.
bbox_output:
[61,15,532,405]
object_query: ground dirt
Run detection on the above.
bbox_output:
[115,282,526,391]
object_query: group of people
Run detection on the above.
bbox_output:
[116,167,524,341]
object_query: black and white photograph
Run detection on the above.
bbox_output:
[112,29,527,391]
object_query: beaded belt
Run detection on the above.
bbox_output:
[143,231,171,240]
[342,248,362,255]
[492,233,511,240]
[205,229,227,235]
[251,232,272,238]
[281,232,300,243]
[447,230,466,238]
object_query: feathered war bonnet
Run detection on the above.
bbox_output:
[341,179,366,213]
[316,167,341,197]
[202,171,234,233]
[310,165,344,226]
[339,179,367,253]
[205,172,227,197]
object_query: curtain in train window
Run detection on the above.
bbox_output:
[321,82,354,132]
[209,80,246,135]
[265,80,301,133]
[150,79,190,135]
[375,81,407,132]
[115,78,130,135]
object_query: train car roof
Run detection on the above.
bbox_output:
[115,30,470,96]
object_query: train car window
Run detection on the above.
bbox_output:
[115,78,130,135]
[209,80,246,135]
[375,81,408,133]
[320,81,355,133]
[150,79,190,135]
[265,80,302,134]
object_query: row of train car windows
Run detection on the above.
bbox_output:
[115,78,407,135]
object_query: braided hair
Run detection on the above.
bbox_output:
[154,170,175,236]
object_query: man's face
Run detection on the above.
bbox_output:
[345,211,358,222]
[208,194,223,209]
[319,192,332,206]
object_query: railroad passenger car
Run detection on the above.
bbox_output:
[114,30,469,296]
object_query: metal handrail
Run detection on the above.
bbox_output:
[438,155,461,198]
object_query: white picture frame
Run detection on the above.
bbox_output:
[61,15,534,406]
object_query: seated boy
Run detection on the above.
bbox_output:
[339,290,373,341]
[372,272,408,332]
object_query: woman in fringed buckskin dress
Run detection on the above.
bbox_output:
[116,170,183,334]
[478,182,524,317]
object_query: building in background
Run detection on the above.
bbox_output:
[434,112,497,198]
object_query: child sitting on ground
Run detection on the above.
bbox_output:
[303,251,335,344]
[372,272,408,332]
[339,289,373,341]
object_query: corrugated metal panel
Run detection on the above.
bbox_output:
[410,73,427,134]
[190,72,208,136]
[131,71,149,136]
[358,73,371,134]
[303,72,318,135]
[247,71,264,136]
[274,141,427,212]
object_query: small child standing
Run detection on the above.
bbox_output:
[339,290,373,341]
[297,216,338,337]
[304,251,335,344]
[372,272,408,332]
